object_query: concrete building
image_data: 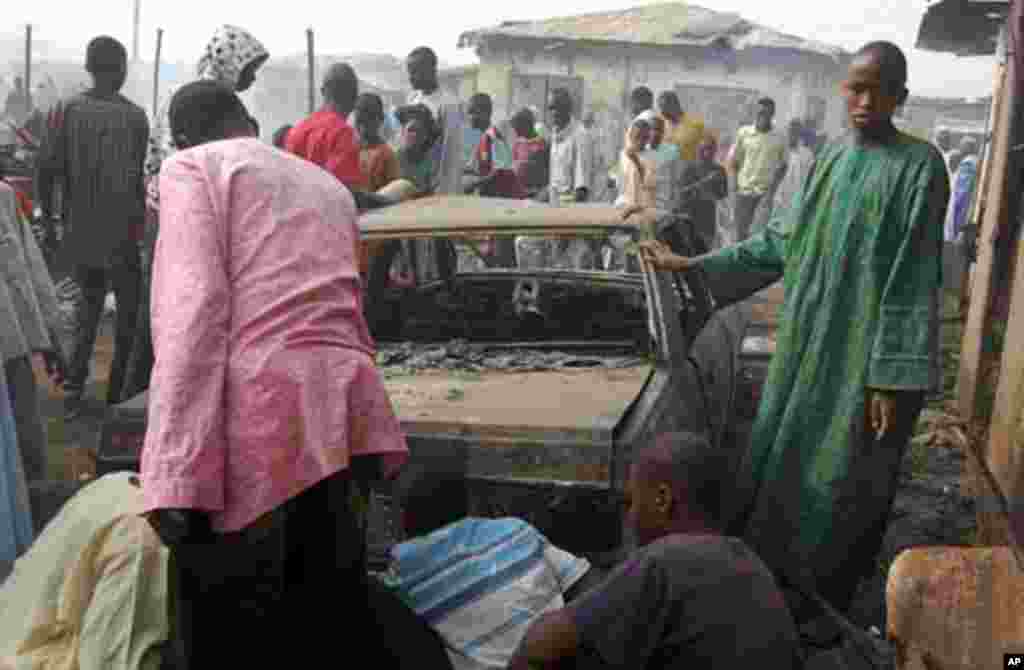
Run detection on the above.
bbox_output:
[895,95,993,142]
[451,2,850,148]
[438,64,481,103]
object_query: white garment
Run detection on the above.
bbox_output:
[407,89,466,196]
[0,473,169,670]
[0,182,63,362]
[774,145,815,213]
[642,144,683,212]
[549,120,594,197]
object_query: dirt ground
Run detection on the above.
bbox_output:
[31,315,115,481]
[33,291,976,634]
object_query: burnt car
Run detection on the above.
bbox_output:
[96,196,753,560]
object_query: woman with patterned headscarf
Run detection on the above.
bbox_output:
[145,25,270,197]
[118,26,269,403]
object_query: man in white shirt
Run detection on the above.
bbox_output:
[773,119,816,218]
[393,47,464,197]
[547,87,594,207]
[389,47,467,276]
[582,111,611,203]
[536,87,597,269]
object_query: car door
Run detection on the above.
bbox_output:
[641,240,745,453]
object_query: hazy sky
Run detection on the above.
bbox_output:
[12,0,995,98]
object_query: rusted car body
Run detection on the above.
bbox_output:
[96,196,755,561]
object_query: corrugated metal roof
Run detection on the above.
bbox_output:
[457,2,848,62]
[915,0,1008,55]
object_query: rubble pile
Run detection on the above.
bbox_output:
[376,339,647,374]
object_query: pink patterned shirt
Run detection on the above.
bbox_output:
[140,137,408,533]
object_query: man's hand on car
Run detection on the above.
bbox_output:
[620,204,646,221]
[637,240,692,272]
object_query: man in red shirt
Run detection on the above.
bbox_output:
[285,62,365,190]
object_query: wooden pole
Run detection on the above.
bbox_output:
[306,28,315,114]
[24,25,32,113]
[152,29,163,119]
[958,28,1012,424]
[961,69,1004,311]
[975,9,1024,550]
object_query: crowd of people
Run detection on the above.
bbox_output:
[0,22,959,670]
[2,75,62,141]
[10,32,839,425]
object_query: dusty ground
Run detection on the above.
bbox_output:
[31,315,115,481]
[33,290,976,635]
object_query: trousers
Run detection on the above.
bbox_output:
[65,240,141,404]
[733,192,764,242]
[164,467,454,669]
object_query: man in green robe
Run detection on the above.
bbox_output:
[639,41,949,620]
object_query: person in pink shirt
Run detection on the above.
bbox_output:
[140,80,409,667]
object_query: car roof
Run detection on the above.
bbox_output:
[359,195,660,239]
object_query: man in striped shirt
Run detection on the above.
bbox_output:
[35,36,149,419]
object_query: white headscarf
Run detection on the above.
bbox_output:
[633,109,658,125]
[196,25,269,89]
[145,25,269,210]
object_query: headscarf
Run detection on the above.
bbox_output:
[144,26,267,210]
[634,109,658,125]
[196,25,269,89]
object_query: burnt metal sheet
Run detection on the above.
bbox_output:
[399,432,615,481]
[359,195,660,239]
[383,364,653,448]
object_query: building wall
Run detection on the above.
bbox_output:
[439,68,480,102]
[470,37,847,144]
[898,96,993,140]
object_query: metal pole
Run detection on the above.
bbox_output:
[152,29,163,119]
[306,28,315,114]
[25,24,32,113]
[133,0,142,63]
